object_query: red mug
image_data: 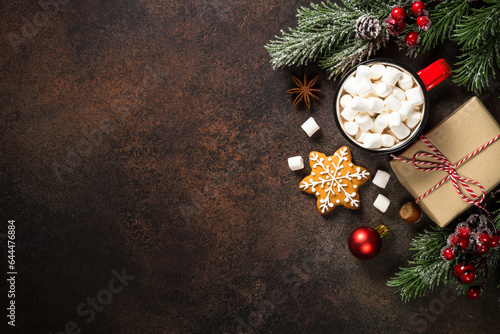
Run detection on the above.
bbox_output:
[333,58,452,153]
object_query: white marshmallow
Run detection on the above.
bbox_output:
[356,65,373,80]
[370,64,386,80]
[381,134,395,147]
[372,170,390,189]
[374,112,390,130]
[385,94,402,111]
[355,112,373,131]
[381,66,402,86]
[389,111,402,128]
[405,87,424,105]
[373,194,390,213]
[363,133,382,149]
[393,87,406,101]
[399,101,414,120]
[343,76,358,96]
[344,122,359,136]
[340,94,353,108]
[355,131,367,143]
[370,123,385,134]
[341,105,358,122]
[406,111,422,129]
[390,122,411,140]
[350,96,370,112]
[301,117,320,137]
[368,97,384,114]
[288,156,304,171]
[357,78,374,97]
[375,83,392,98]
[398,72,414,90]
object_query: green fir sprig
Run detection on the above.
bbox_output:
[387,206,500,302]
[265,0,500,95]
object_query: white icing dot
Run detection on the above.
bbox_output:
[354,185,358,188]
[349,163,353,167]
[338,172,342,176]
[327,182,330,186]
[316,192,320,196]
[326,176,330,179]
[328,157,332,161]
[312,172,316,176]
[345,198,349,202]
[336,199,340,204]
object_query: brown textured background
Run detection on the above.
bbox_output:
[1,0,499,333]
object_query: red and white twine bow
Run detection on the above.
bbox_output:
[391,134,500,209]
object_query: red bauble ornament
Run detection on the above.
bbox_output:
[460,270,475,284]
[441,247,455,261]
[348,225,389,260]
[391,7,406,21]
[416,15,431,31]
[455,223,471,239]
[489,234,499,248]
[412,1,426,16]
[453,263,474,277]
[467,286,482,300]
[457,237,469,250]
[405,32,420,46]
[475,243,489,255]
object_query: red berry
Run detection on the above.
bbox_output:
[476,231,490,244]
[454,263,474,277]
[416,15,431,31]
[455,223,471,239]
[460,270,475,284]
[406,32,420,46]
[489,234,499,248]
[447,233,459,245]
[467,286,482,300]
[475,243,489,255]
[412,1,426,16]
[441,247,455,261]
[391,7,406,21]
[385,16,406,37]
[457,237,469,250]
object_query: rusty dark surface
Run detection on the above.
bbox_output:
[1,0,499,333]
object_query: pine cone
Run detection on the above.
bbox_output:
[356,15,381,40]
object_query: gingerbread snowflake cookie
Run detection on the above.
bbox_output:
[300,146,371,215]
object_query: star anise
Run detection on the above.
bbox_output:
[286,74,321,109]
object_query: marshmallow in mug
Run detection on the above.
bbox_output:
[338,63,424,149]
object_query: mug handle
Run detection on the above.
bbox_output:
[417,59,452,91]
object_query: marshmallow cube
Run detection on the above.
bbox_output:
[344,122,359,136]
[399,101,414,120]
[405,87,424,105]
[355,131,367,143]
[357,78,374,97]
[374,112,390,130]
[288,156,304,171]
[371,64,386,80]
[390,122,411,140]
[398,72,414,90]
[381,67,402,86]
[301,117,320,137]
[372,170,391,189]
[363,133,382,149]
[385,94,402,111]
[381,134,395,147]
[343,76,358,96]
[340,94,353,108]
[406,111,422,129]
[368,97,384,114]
[389,111,402,128]
[356,65,373,80]
[375,83,392,98]
[393,87,406,101]
[370,123,385,134]
[373,194,390,213]
[355,112,373,131]
[341,106,358,122]
[350,96,370,112]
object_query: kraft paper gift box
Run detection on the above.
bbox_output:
[390,97,500,227]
